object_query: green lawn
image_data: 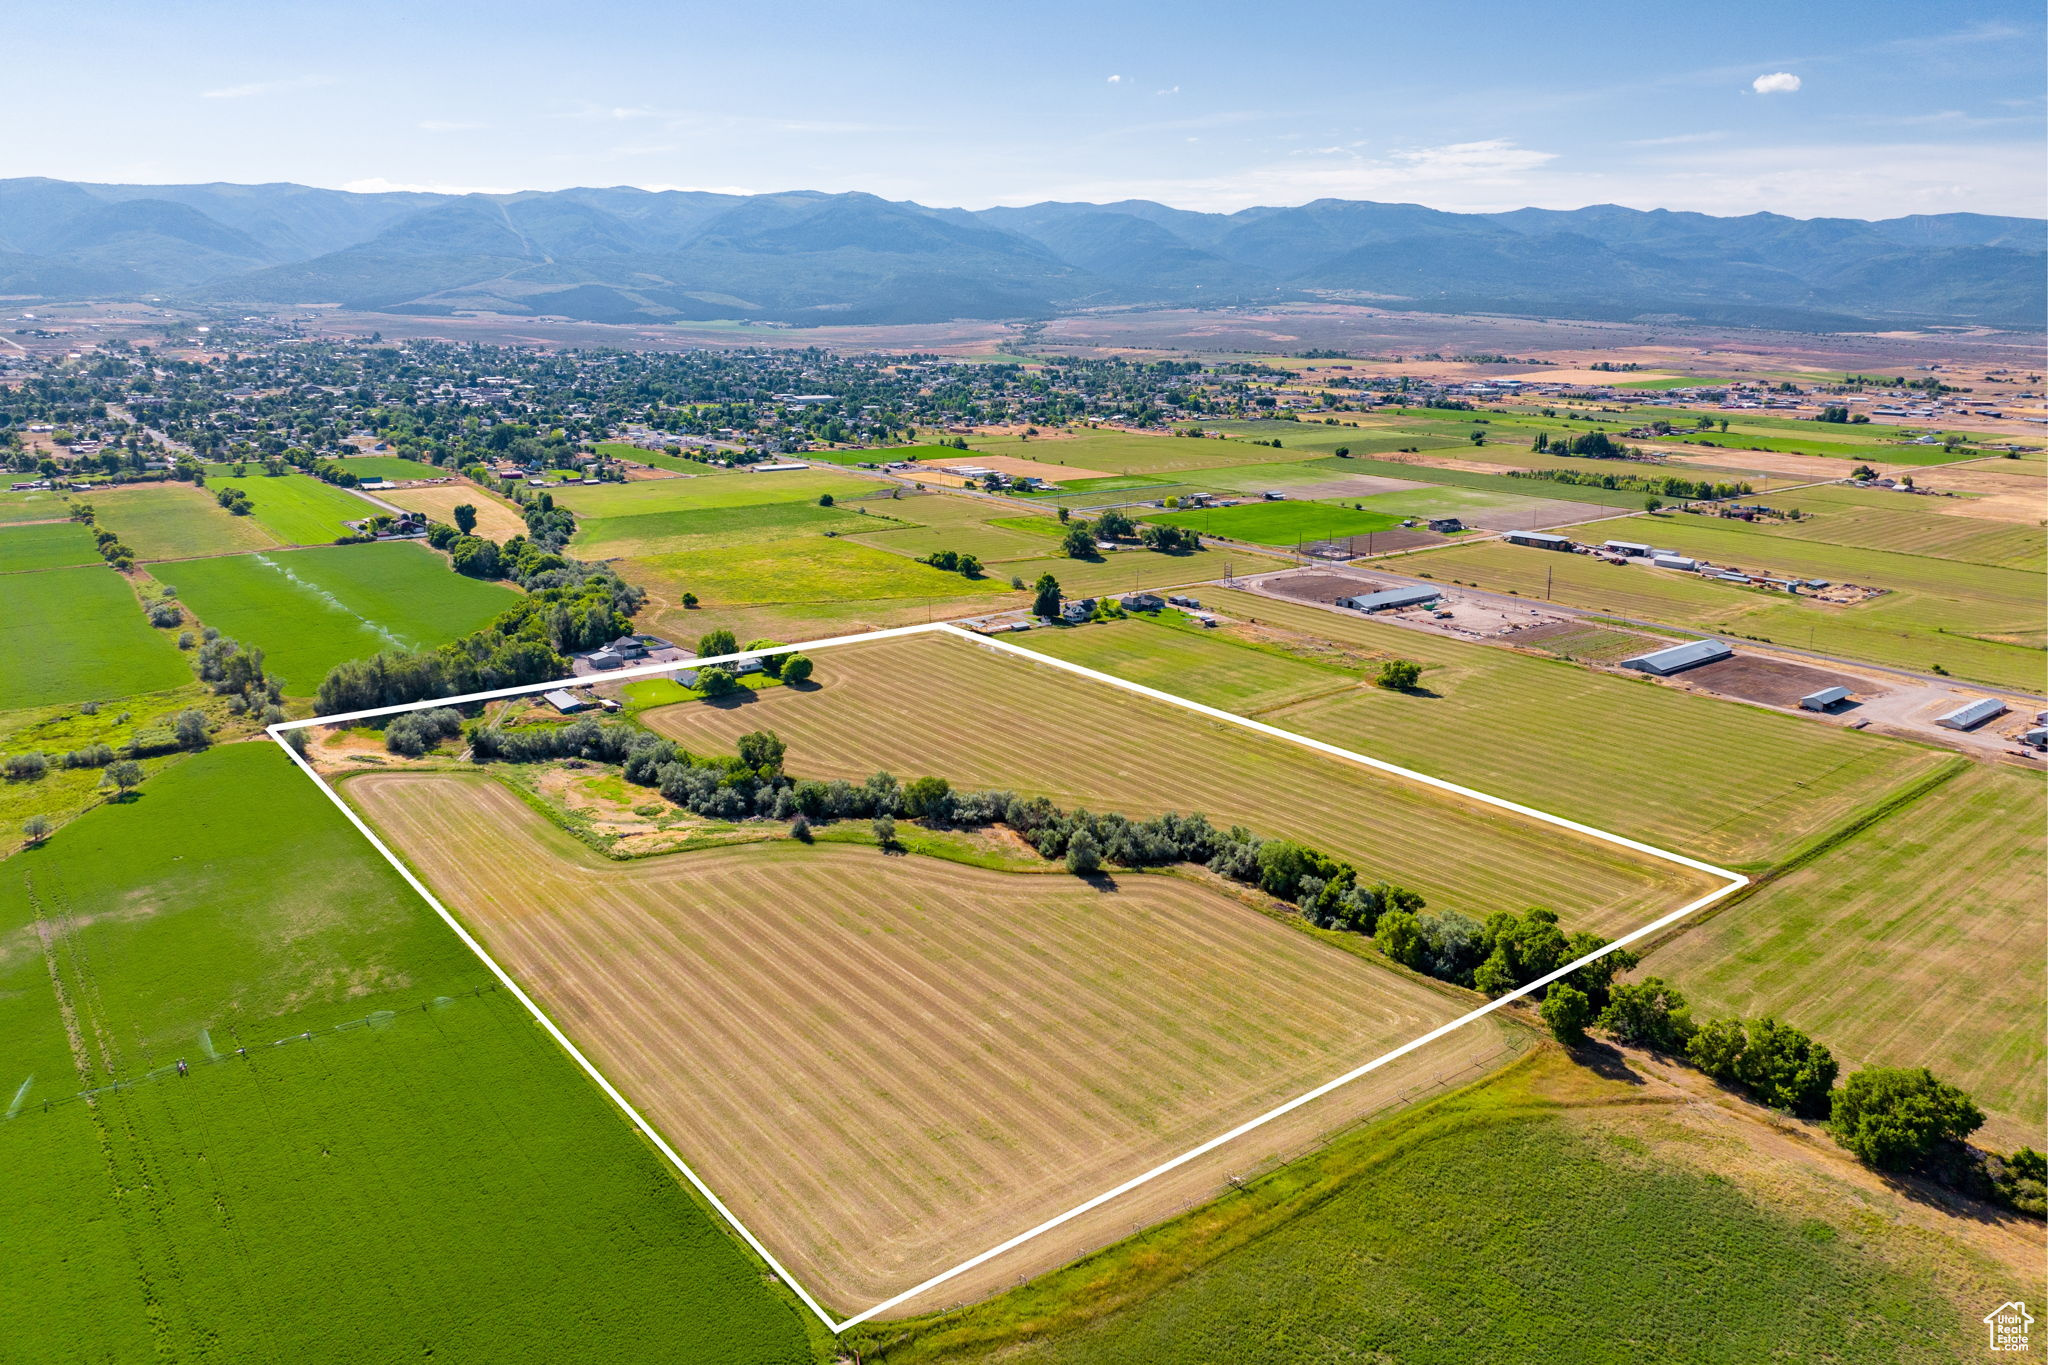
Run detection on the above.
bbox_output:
[201,473,375,545]
[0,518,99,572]
[0,743,813,1363]
[1,566,191,711]
[1649,763,2044,1147]
[1144,499,1404,546]
[860,1052,1990,1365]
[1104,590,1951,870]
[89,482,283,560]
[153,542,520,693]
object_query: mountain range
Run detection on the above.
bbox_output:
[1,177,2040,330]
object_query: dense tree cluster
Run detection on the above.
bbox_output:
[1506,468,1754,501]
[314,577,640,713]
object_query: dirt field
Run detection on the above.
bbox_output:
[1677,654,1881,709]
[347,772,1519,1315]
[639,632,1719,933]
[1257,569,1398,604]
[375,484,529,540]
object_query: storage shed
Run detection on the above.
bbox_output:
[1800,686,1852,711]
[1505,530,1572,550]
[1336,586,1441,613]
[1619,639,1733,675]
[1651,555,1697,571]
[1604,540,1653,556]
[1936,697,2008,731]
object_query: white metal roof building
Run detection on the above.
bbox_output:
[1936,697,2008,731]
[1800,686,1852,711]
[1619,639,1733,675]
[1336,586,1441,613]
[1505,530,1572,549]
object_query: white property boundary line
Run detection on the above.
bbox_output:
[269,620,1747,1333]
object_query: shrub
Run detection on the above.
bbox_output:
[1541,982,1593,1046]
[1596,978,1692,1052]
[1375,659,1422,691]
[1827,1067,1983,1173]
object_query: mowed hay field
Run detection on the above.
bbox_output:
[349,772,1515,1313]
[154,542,519,692]
[1121,590,1955,869]
[1648,764,2046,1148]
[1,566,191,711]
[641,632,1719,932]
[89,482,281,560]
[0,744,812,1364]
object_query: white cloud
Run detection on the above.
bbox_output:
[1752,72,1803,94]
[1155,85,1180,96]
[201,74,332,100]
[1106,74,1123,84]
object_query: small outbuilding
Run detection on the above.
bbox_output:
[1799,686,1852,711]
[1619,639,1733,676]
[544,689,589,713]
[1603,540,1653,556]
[1337,586,1441,613]
[1651,555,1697,571]
[2020,727,2048,750]
[1936,697,2008,731]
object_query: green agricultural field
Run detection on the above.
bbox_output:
[153,542,520,693]
[1,566,191,711]
[851,517,1062,564]
[628,535,1010,611]
[1019,616,1356,713]
[1649,763,2044,1149]
[336,454,447,481]
[1150,589,1952,870]
[0,488,75,524]
[1407,526,2043,690]
[554,467,883,519]
[1296,456,1657,509]
[202,472,376,545]
[0,743,813,1363]
[860,1051,2009,1365]
[573,498,904,558]
[1144,499,1404,546]
[0,683,220,835]
[88,482,282,560]
[970,430,1310,476]
[1743,485,2045,572]
[0,518,98,572]
[994,542,1286,599]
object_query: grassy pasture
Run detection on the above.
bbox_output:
[970,431,1311,476]
[1407,529,2044,690]
[1,566,190,711]
[0,488,75,524]
[153,542,519,692]
[0,743,813,1363]
[863,1049,2020,1365]
[350,771,1495,1313]
[1648,763,2044,1148]
[0,518,99,572]
[553,467,881,518]
[640,632,1716,933]
[201,472,374,545]
[1144,499,1404,546]
[335,454,446,481]
[88,482,282,560]
[573,499,901,558]
[1029,595,1951,870]
[1298,456,1657,509]
[631,535,1010,608]
[1744,486,2045,572]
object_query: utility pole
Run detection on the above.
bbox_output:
[1546,564,1553,601]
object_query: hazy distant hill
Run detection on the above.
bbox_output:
[0,177,2039,329]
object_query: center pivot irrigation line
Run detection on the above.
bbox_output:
[270,620,1747,1334]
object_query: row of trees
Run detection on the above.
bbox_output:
[1505,467,1755,502]
[917,549,984,578]
[1538,971,2041,1213]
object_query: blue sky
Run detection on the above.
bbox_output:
[10,0,2044,218]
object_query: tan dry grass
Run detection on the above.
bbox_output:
[347,772,1513,1314]
[376,484,529,540]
